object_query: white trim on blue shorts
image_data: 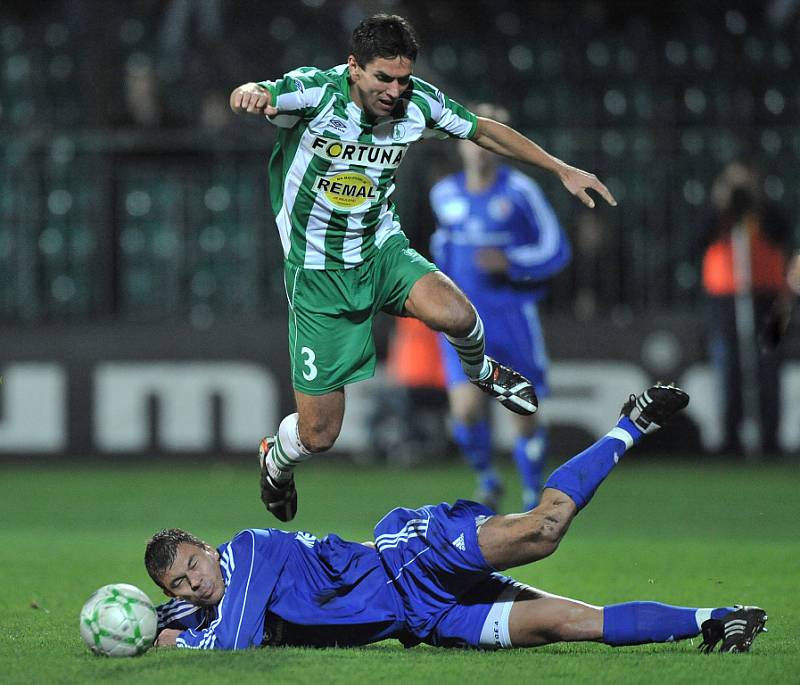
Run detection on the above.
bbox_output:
[478,577,529,649]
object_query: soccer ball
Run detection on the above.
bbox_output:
[79,583,157,657]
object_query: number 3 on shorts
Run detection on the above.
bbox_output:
[300,346,318,381]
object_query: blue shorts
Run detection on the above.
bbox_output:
[439,300,550,396]
[374,500,525,648]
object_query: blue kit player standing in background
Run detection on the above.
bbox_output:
[145,384,766,654]
[430,103,572,511]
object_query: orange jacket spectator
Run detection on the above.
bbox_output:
[386,317,446,389]
[702,216,787,296]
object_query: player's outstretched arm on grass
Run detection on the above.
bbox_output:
[155,628,180,648]
[229,82,278,117]
[470,117,617,209]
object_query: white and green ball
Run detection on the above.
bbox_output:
[79,583,157,657]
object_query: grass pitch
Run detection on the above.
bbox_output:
[1,455,798,684]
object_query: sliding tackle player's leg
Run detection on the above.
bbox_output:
[474,383,766,652]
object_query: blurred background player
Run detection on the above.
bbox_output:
[700,160,793,455]
[229,15,615,521]
[430,104,572,511]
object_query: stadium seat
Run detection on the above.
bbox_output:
[0,23,25,52]
[770,40,793,70]
[692,43,717,72]
[1,5,797,324]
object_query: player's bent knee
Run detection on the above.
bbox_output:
[296,399,344,453]
[444,299,477,337]
[479,509,570,570]
[304,432,339,453]
[409,273,475,336]
[523,506,573,556]
[525,533,560,561]
[297,424,341,453]
[455,302,477,333]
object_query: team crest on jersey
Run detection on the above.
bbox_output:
[310,136,405,169]
[312,171,377,211]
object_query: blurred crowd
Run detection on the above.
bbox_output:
[3,1,800,133]
[1,0,798,323]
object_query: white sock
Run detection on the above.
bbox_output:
[605,426,634,450]
[445,312,490,380]
[266,413,312,484]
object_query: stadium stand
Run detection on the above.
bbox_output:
[0,1,797,324]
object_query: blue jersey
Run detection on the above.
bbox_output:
[430,166,570,390]
[429,165,571,310]
[158,529,405,649]
[156,501,512,650]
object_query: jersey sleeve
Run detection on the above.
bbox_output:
[156,598,209,631]
[412,78,477,140]
[176,529,291,650]
[257,66,335,128]
[504,173,572,284]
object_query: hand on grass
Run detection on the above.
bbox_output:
[156,629,181,648]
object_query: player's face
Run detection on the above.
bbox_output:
[159,542,225,606]
[348,55,413,118]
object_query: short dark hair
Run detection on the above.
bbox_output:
[350,14,419,67]
[145,528,207,588]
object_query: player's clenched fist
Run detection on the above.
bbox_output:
[229,82,277,116]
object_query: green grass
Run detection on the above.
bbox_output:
[1,457,798,684]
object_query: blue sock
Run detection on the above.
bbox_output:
[603,602,734,646]
[512,427,547,509]
[617,416,644,442]
[543,416,642,510]
[452,420,499,491]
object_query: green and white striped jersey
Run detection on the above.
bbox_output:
[259,64,477,270]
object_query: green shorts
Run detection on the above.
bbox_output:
[284,234,438,395]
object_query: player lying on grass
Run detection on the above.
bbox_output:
[145,384,767,653]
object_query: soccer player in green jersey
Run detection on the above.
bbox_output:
[230,14,617,521]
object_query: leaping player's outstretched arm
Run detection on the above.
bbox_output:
[229,82,277,117]
[470,116,617,209]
